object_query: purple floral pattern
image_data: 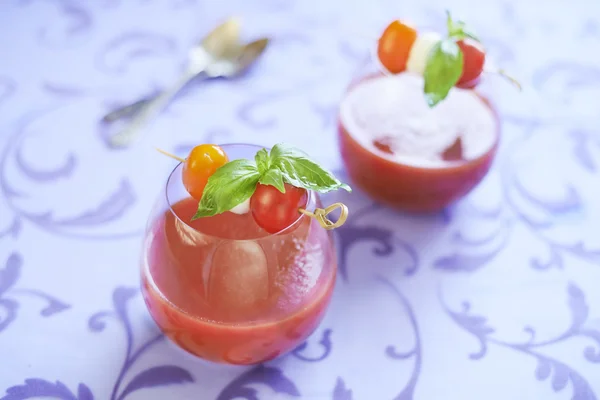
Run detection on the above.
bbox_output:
[217,365,300,399]
[1,0,600,398]
[441,283,600,399]
[333,378,353,400]
[0,253,69,333]
[87,287,194,400]
[2,380,93,400]
[3,287,193,400]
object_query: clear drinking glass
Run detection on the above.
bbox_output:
[337,52,500,212]
[141,144,337,365]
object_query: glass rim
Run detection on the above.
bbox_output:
[164,142,315,240]
[339,58,502,172]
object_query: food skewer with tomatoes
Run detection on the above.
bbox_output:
[156,144,350,234]
[376,11,520,107]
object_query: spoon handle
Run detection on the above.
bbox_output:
[102,96,155,123]
[107,70,199,148]
[102,69,206,123]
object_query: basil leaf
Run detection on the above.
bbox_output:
[270,143,352,193]
[446,10,479,41]
[259,167,286,193]
[423,39,464,107]
[255,148,271,174]
[192,159,260,219]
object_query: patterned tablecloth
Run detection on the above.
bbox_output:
[1,0,600,399]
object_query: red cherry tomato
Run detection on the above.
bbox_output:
[456,38,486,87]
[377,20,418,74]
[250,183,308,234]
[182,144,228,200]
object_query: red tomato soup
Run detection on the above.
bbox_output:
[141,197,336,365]
[338,73,499,212]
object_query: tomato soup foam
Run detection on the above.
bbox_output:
[339,73,498,168]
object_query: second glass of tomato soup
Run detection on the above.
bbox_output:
[337,53,500,212]
[141,144,337,365]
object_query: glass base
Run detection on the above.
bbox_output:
[165,335,251,370]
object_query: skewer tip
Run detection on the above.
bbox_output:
[155,147,186,163]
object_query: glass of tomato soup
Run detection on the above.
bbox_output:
[141,144,337,365]
[337,52,500,212]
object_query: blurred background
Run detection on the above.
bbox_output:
[0,0,598,228]
[1,0,600,399]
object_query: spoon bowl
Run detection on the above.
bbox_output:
[204,38,270,78]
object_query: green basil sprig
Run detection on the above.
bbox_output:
[193,144,351,219]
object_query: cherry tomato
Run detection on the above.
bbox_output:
[456,38,486,87]
[182,144,228,200]
[250,183,308,234]
[377,20,418,74]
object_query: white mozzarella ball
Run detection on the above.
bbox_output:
[406,32,443,76]
[229,198,250,215]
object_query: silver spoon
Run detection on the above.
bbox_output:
[103,38,269,124]
[105,18,245,148]
[102,19,244,124]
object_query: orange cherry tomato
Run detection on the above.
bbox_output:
[377,20,418,74]
[456,38,486,87]
[182,144,228,200]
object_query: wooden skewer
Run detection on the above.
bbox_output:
[484,68,522,91]
[155,148,349,230]
[156,147,185,163]
[300,203,348,230]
